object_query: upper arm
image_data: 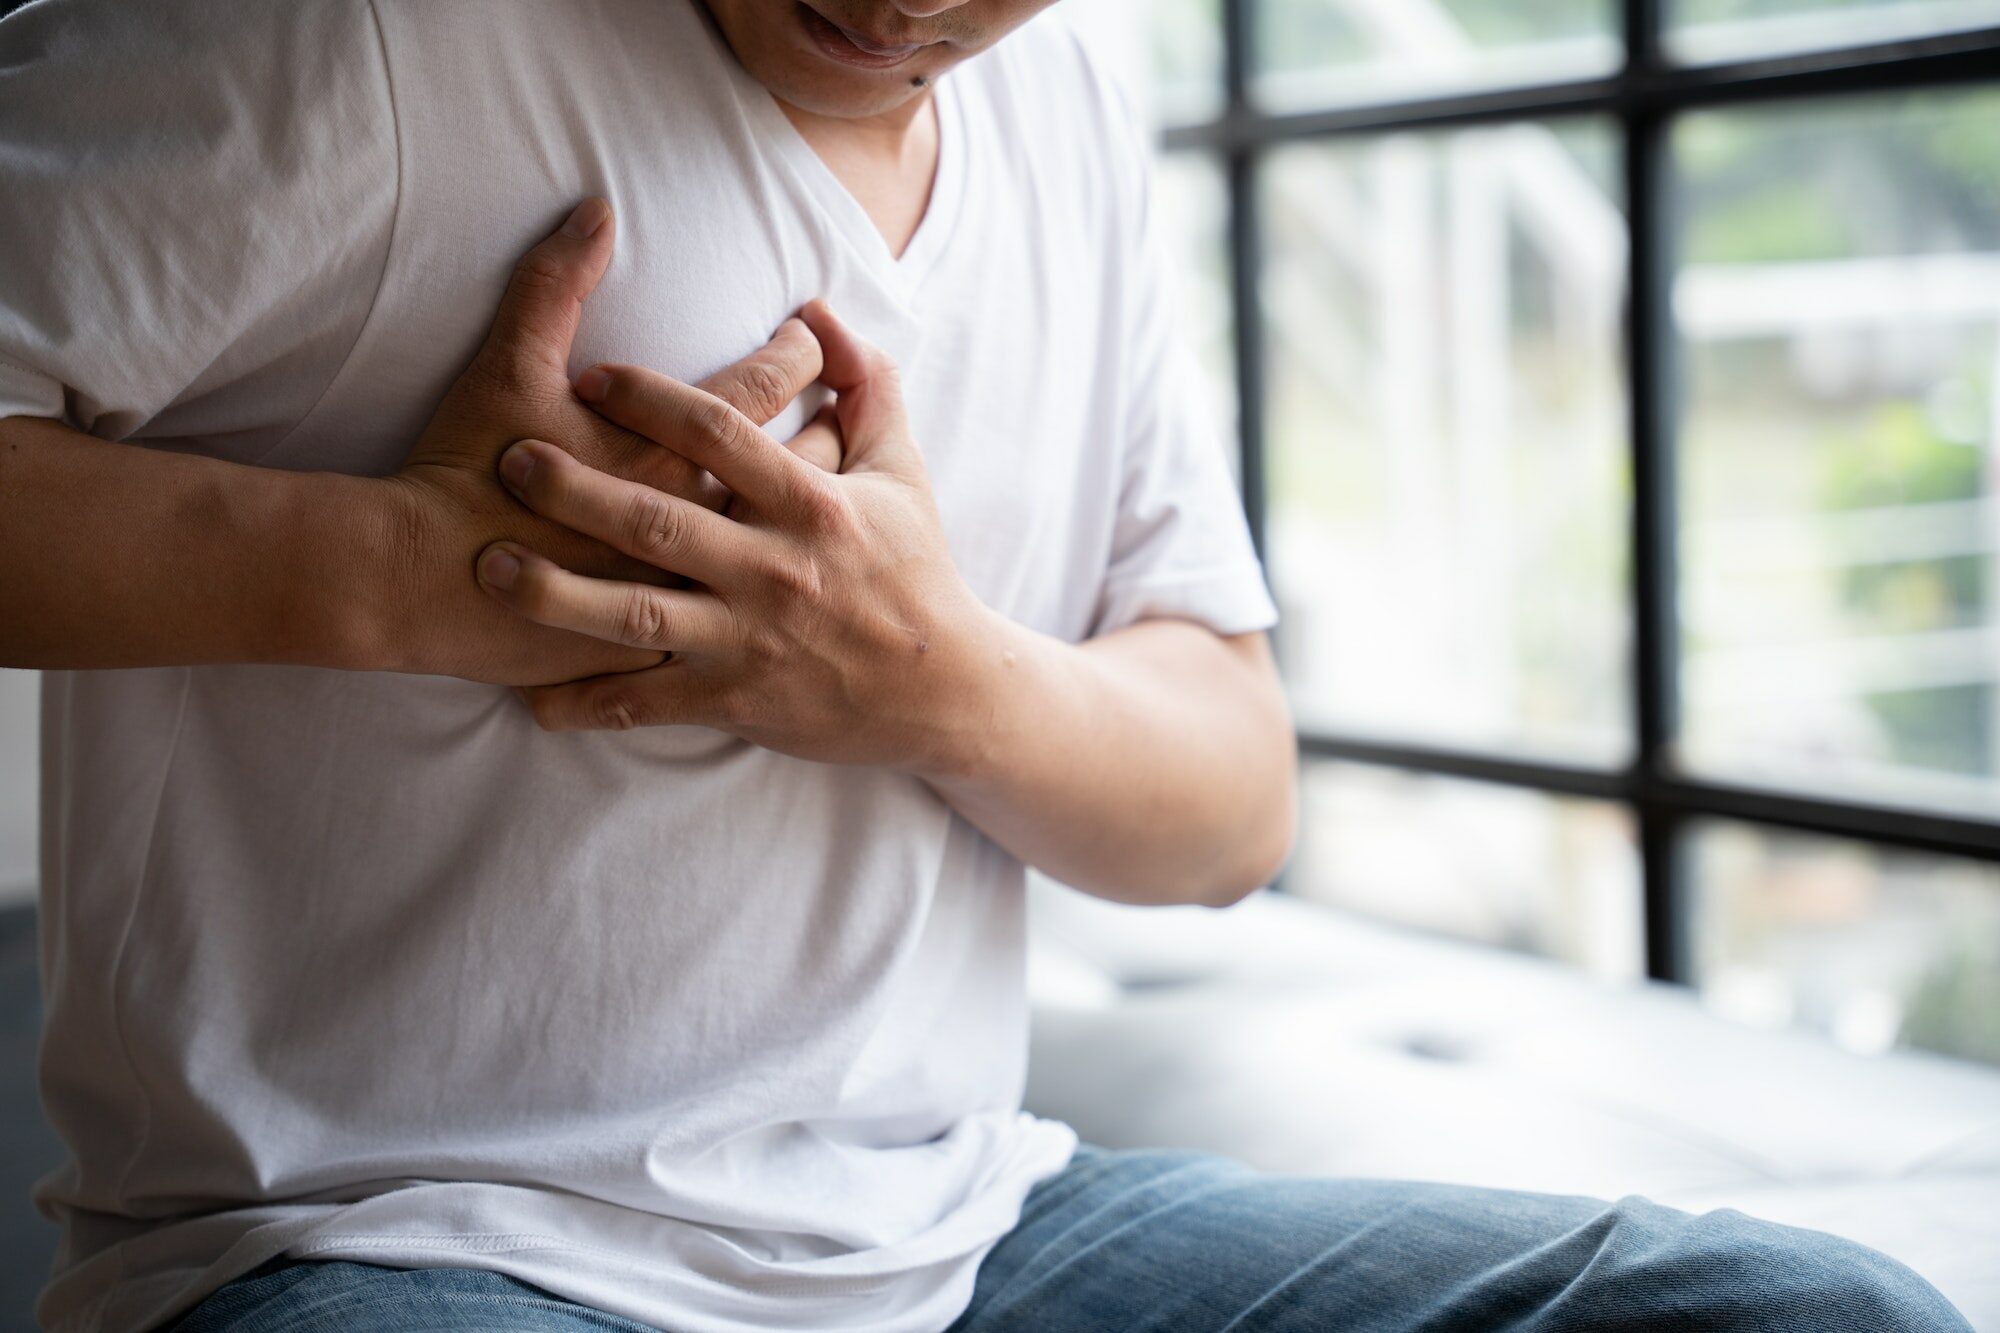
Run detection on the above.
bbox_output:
[0,0,396,452]
[1077,49,1277,644]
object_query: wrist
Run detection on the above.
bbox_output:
[902,595,1038,786]
[257,470,421,673]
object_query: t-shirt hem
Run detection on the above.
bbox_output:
[1093,560,1280,638]
[0,352,64,423]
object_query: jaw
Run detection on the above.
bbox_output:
[700,0,1056,120]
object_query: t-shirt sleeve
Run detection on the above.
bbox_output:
[0,0,396,445]
[1087,73,1278,641]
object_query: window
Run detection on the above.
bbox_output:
[1676,88,2000,815]
[1257,0,1621,109]
[1100,0,2000,1065]
[1262,120,1629,763]
[1292,760,1643,980]
[1690,821,2000,1064]
[1667,0,2000,62]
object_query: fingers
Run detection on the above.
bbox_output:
[695,319,824,427]
[476,542,735,653]
[796,300,913,474]
[725,407,840,523]
[542,407,731,513]
[520,664,718,733]
[547,318,822,511]
[572,364,826,519]
[475,198,616,390]
[498,439,759,587]
[784,404,844,474]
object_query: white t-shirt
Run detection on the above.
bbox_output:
[1,3,1276,1330]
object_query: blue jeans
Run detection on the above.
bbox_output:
[172,1145,1973,1332]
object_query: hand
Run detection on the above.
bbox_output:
[475,301,996,772]
[375,198,828,685]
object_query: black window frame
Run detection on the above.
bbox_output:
[1168,0,2000,982]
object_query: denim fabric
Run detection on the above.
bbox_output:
[172,1144,1974,1333]
[167,1260,658,1333]
[945,1145,1974,1332]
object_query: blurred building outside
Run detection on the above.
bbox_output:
[1079,0,2000,1067]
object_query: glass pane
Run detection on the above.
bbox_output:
[1668,0,2000,63]
[1066,0,1225,126]
[1158,153,1241,480]
[1690,821,2000,1066]
[1254,0,1620,111]
[1675,88,2000,815]
[1263,121,1631,762]
[1292,761,1644,979]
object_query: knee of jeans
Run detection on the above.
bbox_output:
[1680,1209,1970,1333]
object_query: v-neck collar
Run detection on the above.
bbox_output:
[721,42,967,303]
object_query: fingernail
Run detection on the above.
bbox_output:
[562,198,608,239]
[499,441,537,492]
[574,367,612,403]
[478,545,522,592]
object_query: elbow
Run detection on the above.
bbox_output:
[1071,783,1294,910]
[1195,743,1299,910]
[1201,810,1296,910]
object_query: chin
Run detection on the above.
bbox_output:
[700,0,1037,120]
[754,57,942,119]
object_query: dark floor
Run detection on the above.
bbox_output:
[2,905,62,1330]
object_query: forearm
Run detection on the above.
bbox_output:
[0,414,396,671]
[920,613,1298,908]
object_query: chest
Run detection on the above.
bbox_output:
[263,8,1126,636]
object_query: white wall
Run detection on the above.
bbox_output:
[0,670,36,907]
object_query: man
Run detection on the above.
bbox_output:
[0,1,1970,1330]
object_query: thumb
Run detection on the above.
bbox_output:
[475,197,616,388]
[798,299,915,474]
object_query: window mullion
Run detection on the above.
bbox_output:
[1625,0,1686,982]
[1220,0,1266,557]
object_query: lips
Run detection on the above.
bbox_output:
[797,3,926,68]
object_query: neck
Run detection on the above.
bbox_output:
[776,87,936,161]
[774,87,942,260]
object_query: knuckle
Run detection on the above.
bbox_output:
[741,629,787,676]
[622,490,687,565]
[691,398,754,461]
[763,551,825,602]
[796,479,853,535]
[731,359,794,422]
[508,248,567,298]
[615,588,671,650]
[587,687,644,732]
[685,396,734,447]
[710,683,758,733]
